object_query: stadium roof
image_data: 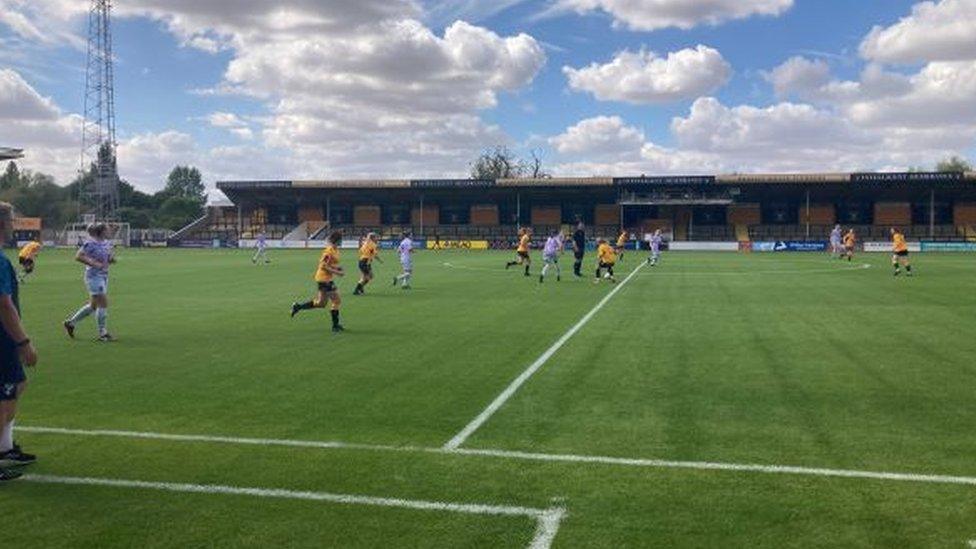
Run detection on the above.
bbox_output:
[218,171,976,193]
[0,147,24,161]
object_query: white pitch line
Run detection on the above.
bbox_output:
[443,261,647,450]
[21,425,976,487]
[20,474,566,549]
[450,448,976,487]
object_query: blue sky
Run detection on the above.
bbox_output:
[1,0,974,194]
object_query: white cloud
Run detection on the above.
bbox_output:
[3,0,548,183]
[0,68,60,120]
[549,0,793,31]
[564,46,732,104]
[764,56,831,98]
[549,116,644,156]
[847,61,976,129]
[860,0,976,64]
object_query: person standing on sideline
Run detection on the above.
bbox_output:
[252,230,270,264]
[571,220,586,279]
[0,202,39,481]
[393,231,415,289]
[64,223,116,342]
[539,230,564,283]
[647,229,663,266]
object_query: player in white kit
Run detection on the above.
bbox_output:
[647,229,663,266]
[393,232,414,289]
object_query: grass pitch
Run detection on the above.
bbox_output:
[2,247,975,548]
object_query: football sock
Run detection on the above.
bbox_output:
[906,265,912,273]
[354,283,364,294]
[574,261,582,276]
[68,304,94,325]
[524,265,530,276]
[330,309,340,327]
[0,419,13,452]
[297,300,316,311]
[96,308,108,335]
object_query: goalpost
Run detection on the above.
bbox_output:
[61,219,131,248]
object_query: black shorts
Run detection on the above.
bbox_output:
[574,250,584,261]
[358,259,373,276]
[0,352,26,402]
[517,251,530,260]
[317,281,337,293]
[895,250,909,257]
[599,262,616,269]
[18,258,34,272]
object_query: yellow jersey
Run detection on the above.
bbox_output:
[598,243,617,264]
[517,234,530,253]
[843,233,855,247]
[892,233,908,253]
[314,245,341,282]
[616,233,628,247]
[359,240,378,262]
[18,241,41,260]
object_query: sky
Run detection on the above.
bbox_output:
[1,0,975,198]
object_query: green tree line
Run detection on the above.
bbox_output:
[0,162,207,231]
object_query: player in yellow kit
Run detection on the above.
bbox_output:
[595,238,617,283]
[16,241,42,282]
[890,227,913,277]
[291,231,346,333]
[505,228,533,277]
[842,229,856,262]
[353,232,382,296]
[615,230,629,262]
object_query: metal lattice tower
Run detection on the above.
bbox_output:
[80,0,120,221]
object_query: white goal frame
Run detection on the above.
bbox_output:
[61,221,132,248]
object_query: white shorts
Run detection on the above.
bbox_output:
[543,255,558,264]
[86,275,108,296]
[400,260,412,272]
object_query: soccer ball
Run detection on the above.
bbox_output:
[603,272,612,279]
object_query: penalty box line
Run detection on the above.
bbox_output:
[20,425,976,488]
[20,474,566,549]
[443,260,648,450]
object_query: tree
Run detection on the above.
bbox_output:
[153,196,205,231]
[1,162,22,191]
[470,147,549,180]
[936,156,973,173]
[163,166,205,203]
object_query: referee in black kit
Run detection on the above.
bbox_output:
[571,219,586,278]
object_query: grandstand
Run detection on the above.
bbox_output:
[177,171,976,246]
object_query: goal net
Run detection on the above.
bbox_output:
[61,221,132,248]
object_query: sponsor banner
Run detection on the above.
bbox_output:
[864,241,922,253]
[179,240,220,249]
[751,241,828,252]
[613,175,715,186]
[279,241,309,249]
[410,179,494,189]
[920,241,976,252]
[852,172,963,184]
[427,240,489,250]
[380,239,427,250]
[669,242,738,252]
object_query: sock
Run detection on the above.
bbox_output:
[574,261,582,276]
[524,265,530,276]
[96,307,108,335]
[297,300,316,311]
[330,309,340,327]
[68,304,94,325]
[906,265,912,273]
[0,419,13,452]
[354,283,364,294]
[595,268,601,278]
[403,274,411,287]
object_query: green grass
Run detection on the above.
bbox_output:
[2,247,975,547]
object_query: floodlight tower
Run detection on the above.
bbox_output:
[80,0,120,221]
